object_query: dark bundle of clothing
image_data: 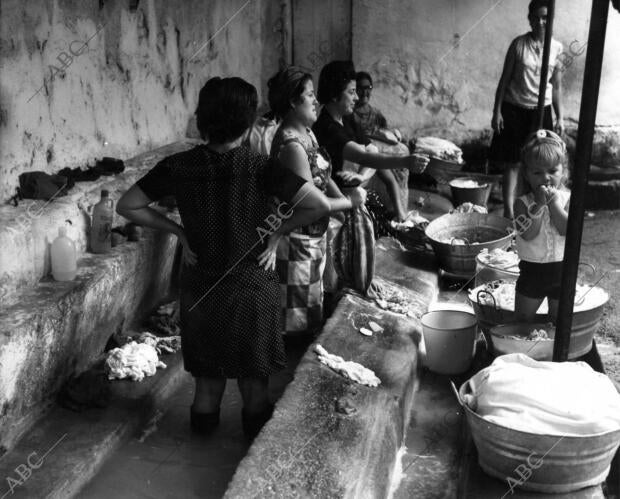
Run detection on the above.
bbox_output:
[17,171,74,202]
[58,157,124,183]
[58,366,111,412]
[333,204,376,295]
[12,158,124,205]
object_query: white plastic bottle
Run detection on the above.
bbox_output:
[51,226,77,281]
[90,190,114,253]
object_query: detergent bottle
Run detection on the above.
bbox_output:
[90,189,114,253]
[51,223,77,281]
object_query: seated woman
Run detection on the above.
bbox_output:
[312,60,429,222]
[353,71,402,145]
[258,66,367,337]
[353,70,410,222]
[116,77,330,440]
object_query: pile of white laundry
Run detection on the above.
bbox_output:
[105,341,166,382]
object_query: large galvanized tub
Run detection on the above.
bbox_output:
[424,213,514,275]
[468,282,609,359]
[459,381,620,493]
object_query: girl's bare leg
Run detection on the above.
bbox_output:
[514,292,545,323]
[547,298,560,324]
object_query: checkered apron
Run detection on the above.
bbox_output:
[275,232,327,336]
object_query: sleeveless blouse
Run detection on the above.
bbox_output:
[505,34,563,109]
[515,190,570,263]
[270,129,332,237]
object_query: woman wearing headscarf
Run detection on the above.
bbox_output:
[257,67,367,337]
[117,77,329,440]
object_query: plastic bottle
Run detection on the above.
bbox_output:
[90,190,114,253]
[51,226,77,281]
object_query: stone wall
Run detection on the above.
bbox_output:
[0,0,289,202]
[351,0,620,153]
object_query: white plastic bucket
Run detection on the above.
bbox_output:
[421,310,478,375]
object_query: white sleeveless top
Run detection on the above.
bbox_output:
[515,190,570,263]
[504,34,563,109]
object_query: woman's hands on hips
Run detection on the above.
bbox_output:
[257,233,282,271]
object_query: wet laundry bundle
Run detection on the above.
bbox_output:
[58,367,110,412]
[333,204,376,295]
[105,342,166,382]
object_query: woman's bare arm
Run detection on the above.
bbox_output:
[492,39,518,133]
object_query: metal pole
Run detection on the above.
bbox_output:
[536,0,556,129]
[553,0,610,362]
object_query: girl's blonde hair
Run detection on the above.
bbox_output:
[519,129,568,194]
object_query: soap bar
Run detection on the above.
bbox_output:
[359,327,373,337]
[368,321,383,333]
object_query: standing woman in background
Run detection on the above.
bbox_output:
[489,0,564,219]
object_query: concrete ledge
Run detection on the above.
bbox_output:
[225,294,420,499]
[225,241,438,498]
[0,218,179,453]
[0,351,190,499]
[0,139,200,305]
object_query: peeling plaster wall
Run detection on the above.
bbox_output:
[0,0,288,202]
[352,0,620,143]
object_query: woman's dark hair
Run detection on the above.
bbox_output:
[356,71,373,85]
[317,60,357,104]
[195,77,257,143]
[528,0,549,15]
[267,67,313,120]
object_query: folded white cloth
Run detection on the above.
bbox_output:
[466,353,620,436]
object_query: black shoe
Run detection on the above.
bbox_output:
[241,405,274,441]
[190,407,220,435]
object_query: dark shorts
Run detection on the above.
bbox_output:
[515,260,563,300]
[489,101,553,165]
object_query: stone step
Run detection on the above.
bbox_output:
[0,212,179,454]
[0,351,190,499]
[0,139,199,306]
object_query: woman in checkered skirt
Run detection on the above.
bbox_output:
[258,67,367,336]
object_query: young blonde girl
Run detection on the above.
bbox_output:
[514,129,570,322]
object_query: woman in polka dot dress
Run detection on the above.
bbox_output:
[117,77,330,439]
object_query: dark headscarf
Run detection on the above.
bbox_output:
[267,66,312,120]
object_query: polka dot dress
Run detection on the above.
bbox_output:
[137,145,298,379]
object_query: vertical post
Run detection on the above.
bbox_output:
[536,0,556,129]
[553,0,610,362]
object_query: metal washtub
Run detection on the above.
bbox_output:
[458,381,620,493]
[468,283,609,359]
[424,213,514,275]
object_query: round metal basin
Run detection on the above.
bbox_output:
[425,213,514,274]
